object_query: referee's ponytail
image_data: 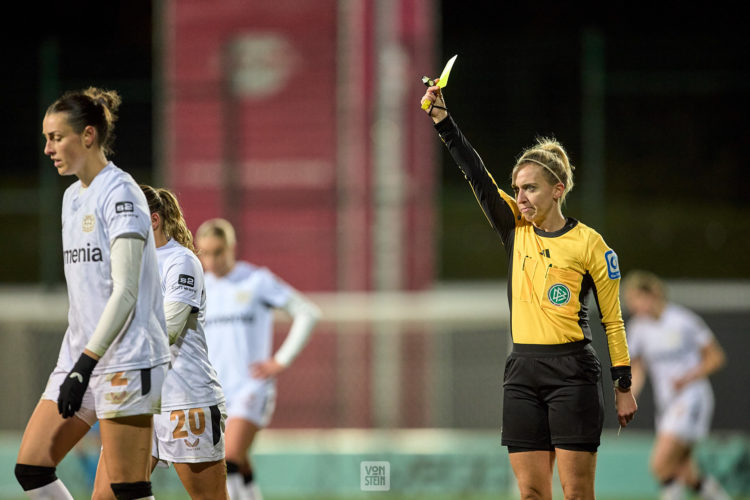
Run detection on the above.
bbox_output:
[140,184,197,254]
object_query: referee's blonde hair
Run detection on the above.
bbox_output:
[140,184,197,254]
[196,218,237,248]
[512,137,576,205]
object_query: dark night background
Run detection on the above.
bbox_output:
[2,2,749,283]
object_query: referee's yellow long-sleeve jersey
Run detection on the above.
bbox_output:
[436,115,630,367]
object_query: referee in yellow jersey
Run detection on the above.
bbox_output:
[421,82,637,500]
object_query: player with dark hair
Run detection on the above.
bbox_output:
[16,87,170,500]
[421,80,637,499]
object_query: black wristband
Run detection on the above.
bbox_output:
[74,352,99,375]
[610,365,631,381]
[57,352,98,418]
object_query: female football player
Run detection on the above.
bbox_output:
[196,218,321,500]
[624,270,729,500]
[93,185,228,499]
[16,87,170,500]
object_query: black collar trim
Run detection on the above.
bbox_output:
[533,217,579,238]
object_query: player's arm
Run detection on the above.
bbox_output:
[84,236,145,357]
[59,235,144,417]
[162,257,203,345]
[164,301,193,345]
[421,83,519,246]
[274,291,321,366]
[673,337,726,391]
[698,337,727,376]
[630,357,647,398]
[251,291,321,379]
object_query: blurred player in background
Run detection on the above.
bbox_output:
[624,270,730,500]
[421,81,637,500]
[195,218,321,500]
[93,185,228,499]
[16,88,170,500]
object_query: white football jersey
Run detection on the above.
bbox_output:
[203,262,292,398]
[58,162,169,374]
[627,303,714,410]
[156,239,224,409]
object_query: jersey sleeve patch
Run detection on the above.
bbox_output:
[104,182,150,242]
[178,274,195,288]
[115,201,135,213]
[605,249,621,279]
[163,254,203,307]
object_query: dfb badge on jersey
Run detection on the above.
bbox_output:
[605,250,621,279]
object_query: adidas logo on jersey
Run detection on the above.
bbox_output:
[63,243,103,264]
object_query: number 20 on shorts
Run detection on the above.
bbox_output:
[170,408,206,439]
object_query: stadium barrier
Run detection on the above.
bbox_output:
[0,282,748,498]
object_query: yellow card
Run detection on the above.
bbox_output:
[421,55,458,109]
[437,54,457,88]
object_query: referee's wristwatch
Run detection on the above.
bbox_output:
[610,366,632,392]
[614,375,632,392]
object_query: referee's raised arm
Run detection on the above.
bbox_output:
[420,81,518,245]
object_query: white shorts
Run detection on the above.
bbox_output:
[656,386,714,443]
[225,381,276,428]
[42,364,168,425]
[153,402,227,466]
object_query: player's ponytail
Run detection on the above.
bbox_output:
[157,188,196,254]
[140,184,197,254]
[46,87,121,156]
[512,137,576,206]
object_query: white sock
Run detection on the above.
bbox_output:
[24,479,74,500]
[700,476,730,500]
[660,480,685,500]
[244,481,263,500]
[227,473,248,500]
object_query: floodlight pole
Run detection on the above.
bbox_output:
[581,29,606,232]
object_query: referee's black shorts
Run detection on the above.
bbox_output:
[501,341,604,452]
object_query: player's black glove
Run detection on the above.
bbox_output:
[58,352,98,418]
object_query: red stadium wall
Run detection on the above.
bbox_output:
[163,0,436,427]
